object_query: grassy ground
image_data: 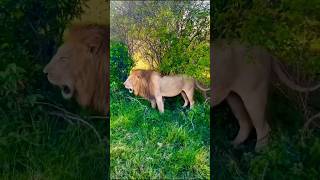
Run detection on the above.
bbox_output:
[213,91,320,179]
[110,88,210,179]
[0,81,107,179]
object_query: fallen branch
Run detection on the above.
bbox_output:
[36,101,77,116]
[49,111,102,142]
[304,112,320,130]
[36,101,103,142]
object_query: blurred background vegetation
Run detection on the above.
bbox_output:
[212,0,320,179]
[110,1,210,179]
[0,0,108,179]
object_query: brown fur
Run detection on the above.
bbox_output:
[212,39,320,151]
[43,24,108,114]
[130,70,158,100]
[124,69,209,112]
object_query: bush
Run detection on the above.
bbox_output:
[110,40,134,89]
[0,1,107,179]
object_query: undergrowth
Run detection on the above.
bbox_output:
[213,91,320,179]
[110,84,210,179]
[0,63,107,179]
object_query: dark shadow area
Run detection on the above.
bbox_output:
[0,1,108,179]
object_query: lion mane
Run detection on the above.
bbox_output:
[67,24,108,113]
[130,70,158,100]
[44,24,109,114]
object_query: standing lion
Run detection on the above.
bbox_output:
[212,40,320,151]
[123,69,209,113]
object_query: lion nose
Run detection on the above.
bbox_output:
[43,66,48,74]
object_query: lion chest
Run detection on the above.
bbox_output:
[159,76,184,97]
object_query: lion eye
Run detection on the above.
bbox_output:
[60,57,68,62]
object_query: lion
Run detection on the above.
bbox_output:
[43,24,109,114]
[123,70,209,113]
[212,40,320,151]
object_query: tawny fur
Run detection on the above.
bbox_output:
[43,24,108,114]
[124,69,209,112]
[212,40,320,151]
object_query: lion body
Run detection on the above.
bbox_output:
[212,40,320,151]
[43,24,108,114]
[124,70,208,112]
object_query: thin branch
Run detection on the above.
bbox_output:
[36,101,103,142]
[304,112,320,130]
[49,111,102,142]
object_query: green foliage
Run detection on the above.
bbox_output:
[110,3,210,177]
[212,0,320,178]
[160,38,210,84]
[110,41,134,88]
[0,63,107,179]
[110,89,210,179]
[0,0,107,179]
[213,0,320,76]
[213,91,320,179]
[0,0,86,69]
[111,1,210,85]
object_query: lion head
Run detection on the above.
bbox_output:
[123,70,157,100]
[43,24,108,113]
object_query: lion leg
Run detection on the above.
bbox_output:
[155,96,164,113]
[150,99,156,108]
[181,91,189,108]
[227,92,253,147]
[240,85,270,152]
[185,89,195,108]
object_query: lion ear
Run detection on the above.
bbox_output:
[86,35,101,55]
[85,28,106,55]
[88,44,97,54]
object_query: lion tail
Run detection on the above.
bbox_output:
[272,58,320,92]
[195,80,210,92]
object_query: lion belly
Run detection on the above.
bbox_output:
[159,76,185,97]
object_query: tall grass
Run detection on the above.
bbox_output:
[110,88,210,179]
[213,91,320,179]
[0,64,107,179]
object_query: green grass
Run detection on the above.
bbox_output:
[110,90,210,179]
[213,91,320,179]
[0,96,107,179]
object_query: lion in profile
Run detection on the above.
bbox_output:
[123,70,209,112]
[212,40,320,151]
[43,24,108,114]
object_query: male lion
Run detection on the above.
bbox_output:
[43,24,108,114]
[212,40,320,151]
[123,70,209,113]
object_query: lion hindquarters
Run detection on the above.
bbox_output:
[181,91,189,107]
[182,88,195,108]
